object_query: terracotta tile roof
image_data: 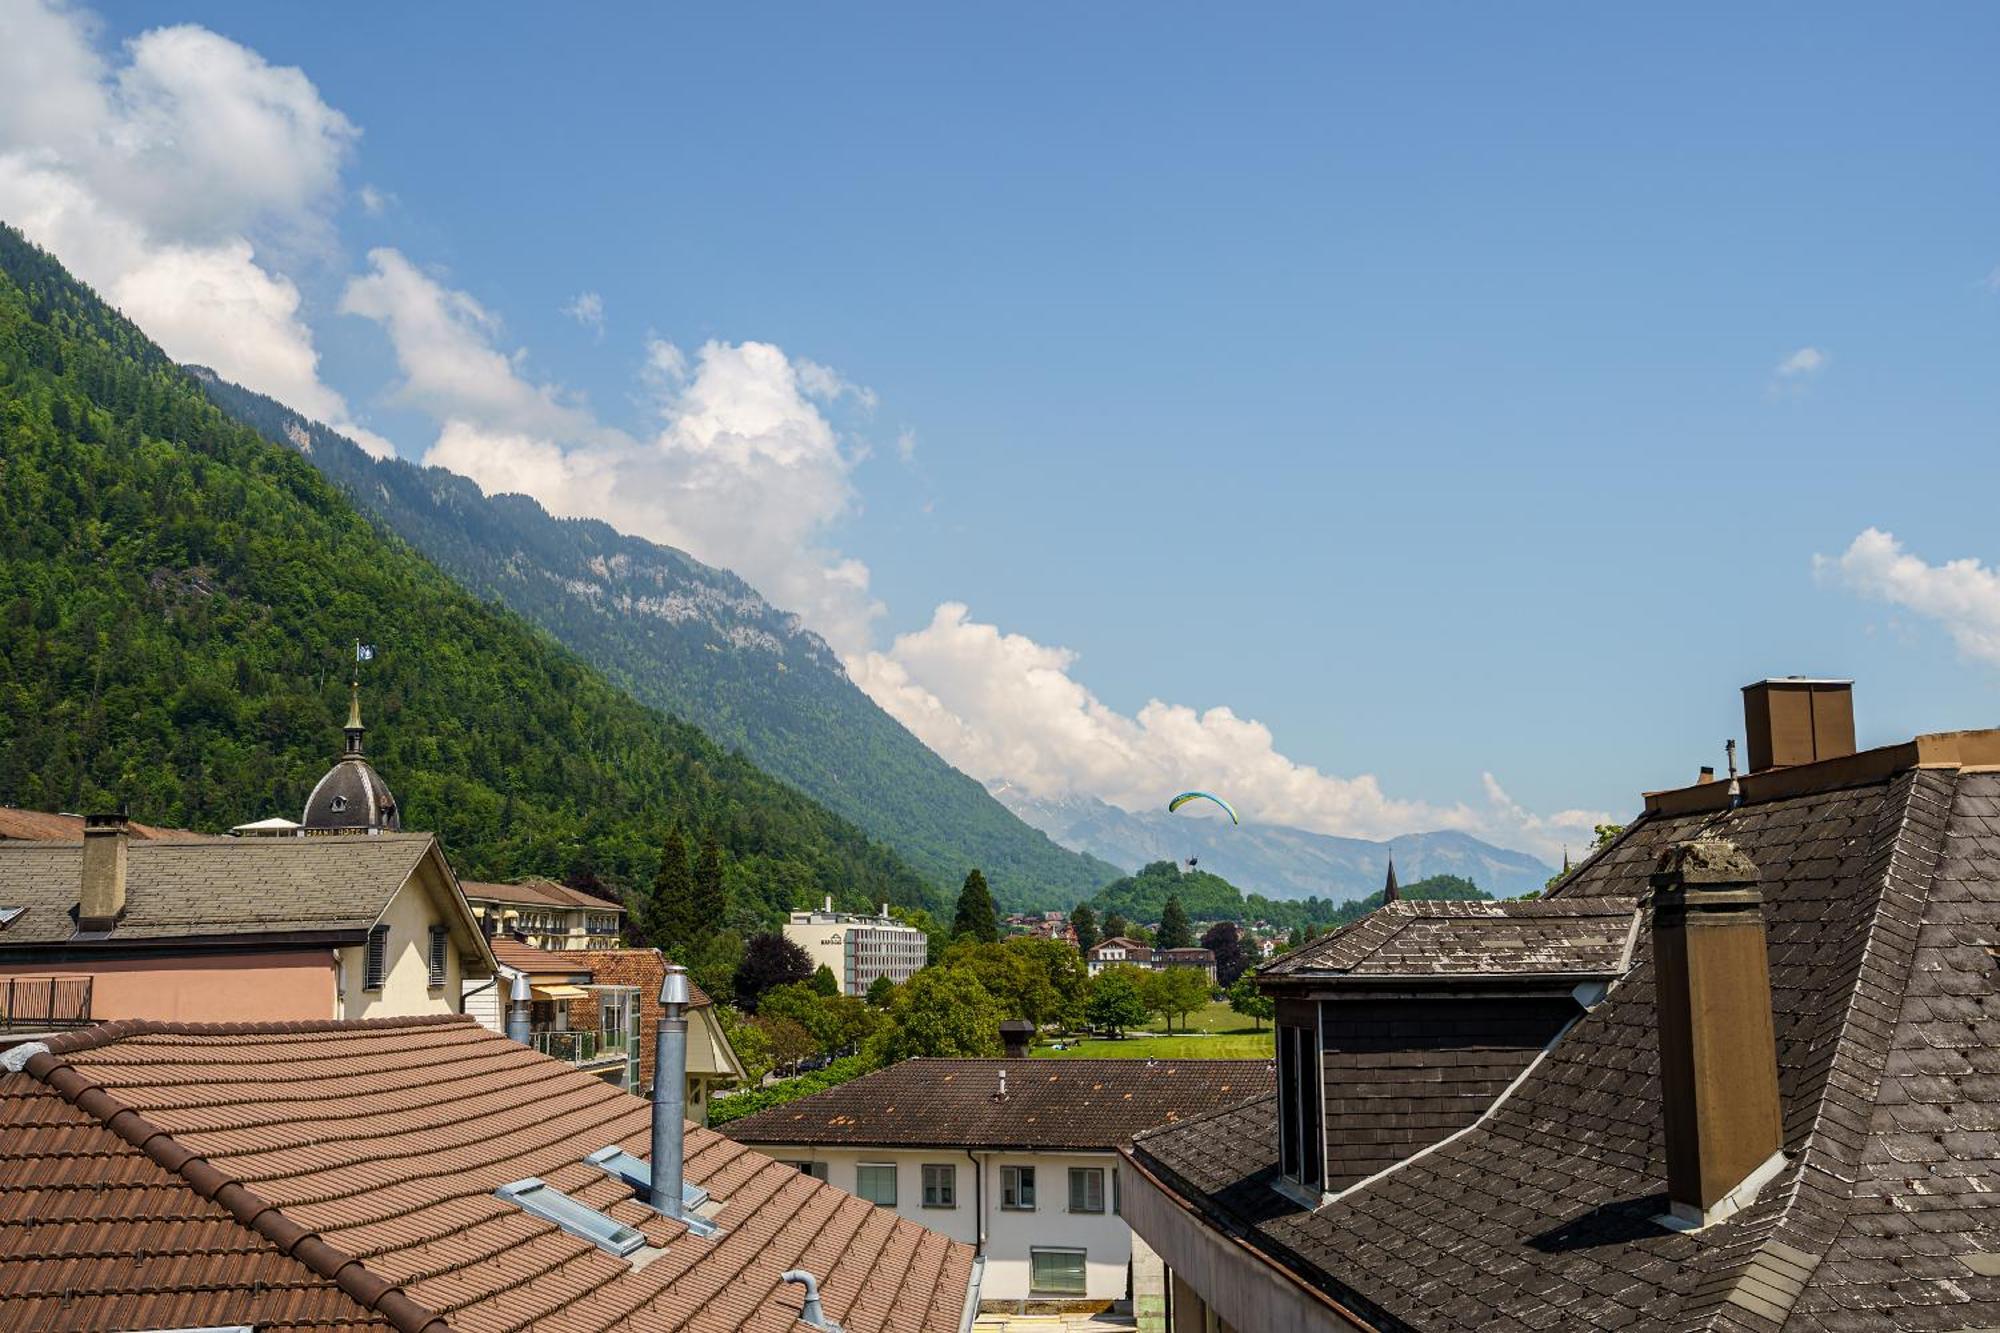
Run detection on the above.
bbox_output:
[0,832,445,947]
[460,877,625,913]
[724,1058,1273,1151]
[4,1014,973,1332]
[0,806,221,842]
[1260,896,1640,980]
[1128,764,2000,1331]
[0,1067,388,1332]
[487,935,596,976]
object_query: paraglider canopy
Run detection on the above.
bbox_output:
[1168,791,1240,825]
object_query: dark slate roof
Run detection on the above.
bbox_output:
[302,754,401,832]
[1261,897,1640,981]
[1129,762,2000,1332]
[724,1058,1274,1151]
[0,833,437,945]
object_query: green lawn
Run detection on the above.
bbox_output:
[1033,1032,1274,1061]
[1135,998,1259,1036]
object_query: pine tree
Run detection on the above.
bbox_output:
[1070,903,1100,952]
[1102,911,1128,940]
[641,824,696,957]
[952,868,999,943]
[1156,894,1193,950]
[694,833,726,926]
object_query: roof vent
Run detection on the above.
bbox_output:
[781,1270,845,1332]
[585,1145,720,1238]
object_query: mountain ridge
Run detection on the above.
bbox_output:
[988,780,1556,901]
[187,369,1120,912]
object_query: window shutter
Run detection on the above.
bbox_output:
[364,925,389,990]
[428,926,447,988]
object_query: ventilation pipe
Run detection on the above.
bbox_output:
[781,1270,843,1332]
[78,810,130,931]
[506,972,532,1045]
[1651,839,1785,1229]
[650,964,690,1219]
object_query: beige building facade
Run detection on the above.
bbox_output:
[782,897,926,996]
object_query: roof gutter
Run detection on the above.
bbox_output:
[957,1253,986,1333]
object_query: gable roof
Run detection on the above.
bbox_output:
[3,1014,973,1332]
[725,1058,1273,1152]
[1127,753,2000,1331]
[1088,936,1152,957]
[0,832,444,946]
[1260,896,1640,982]
[460,876,625,913]
[487,934,596,977]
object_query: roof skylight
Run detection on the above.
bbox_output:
[495,1178,646,1257]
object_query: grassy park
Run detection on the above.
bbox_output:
[1032,999,1273,1060]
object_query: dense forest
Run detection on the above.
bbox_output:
[0,224,939,928]
[193,371,1120,913]
[1088,859,1493,930]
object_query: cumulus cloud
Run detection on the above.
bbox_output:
[0,0,390,455]
[1818,527,2000,665]
[342,251,883,652]
[1775,346,1826,378]
[849,603,1608,861]
[562,289,604,336]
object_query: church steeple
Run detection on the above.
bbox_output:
[1383,855,1399,904]
[304,677,400,834]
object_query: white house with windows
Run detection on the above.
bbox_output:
[722,1055,1272,1310]
[460,877,625,950]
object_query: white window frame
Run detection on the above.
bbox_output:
[855,1162,897,1207]
[921,1163,956,1209]
[1001,1164,1036,1211]
[1068,1165,1106,1214]
[1029,1246,1087,1297]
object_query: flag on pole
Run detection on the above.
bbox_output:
[355,642,375,662]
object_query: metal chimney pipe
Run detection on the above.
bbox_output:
[780,1270,840,1331]
[506,972,532,1045]
[650,964,691,1219]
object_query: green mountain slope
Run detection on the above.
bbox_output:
[0,224,938,926]
[1088,859,1493,932]
[190,371,1120,912]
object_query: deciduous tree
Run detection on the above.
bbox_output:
[732,932,814,1012]
[1201,920,1247,987]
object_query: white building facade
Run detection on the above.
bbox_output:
[782,897,926,996]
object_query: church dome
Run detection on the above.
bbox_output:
[302,683,401,833]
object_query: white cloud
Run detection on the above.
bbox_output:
[796,358,878,412]
[562,289,604,336]
[343,251,883,652]
[1775,346,1826,378]
[0,0,388,454]
[1818,527,2000,665]
[849,603,1606,862]
[358,183,391,216]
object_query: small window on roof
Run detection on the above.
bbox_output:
[0,907,23,931]
[330,794,348,813]
[495,1178,646,1257]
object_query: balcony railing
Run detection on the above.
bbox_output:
[529,1027,627,1066]
[0,975,92,1031]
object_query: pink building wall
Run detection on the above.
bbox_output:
[0,952,336,1023]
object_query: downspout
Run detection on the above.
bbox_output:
[332,949,345,1019]
[965,1148,985,1256]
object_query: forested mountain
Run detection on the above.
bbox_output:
[190,372,1118,913]
[989,781,1555,901]
[1086,859,1493,933]
[0,223,937,927]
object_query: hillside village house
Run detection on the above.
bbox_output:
[1123,679,2000,1331]
[1086,935,1217,982]
[462,875,626,949]
[0,1010,979,1331]
[724,1053,1271,1313]
[783,895,928,996]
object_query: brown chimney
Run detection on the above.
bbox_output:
[78,810,131,931]
[1697,766,1715,785]
[1651,839,1784,1229]
[1741,678,1854,774]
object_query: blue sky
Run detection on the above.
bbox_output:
[9,2,2000,859]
